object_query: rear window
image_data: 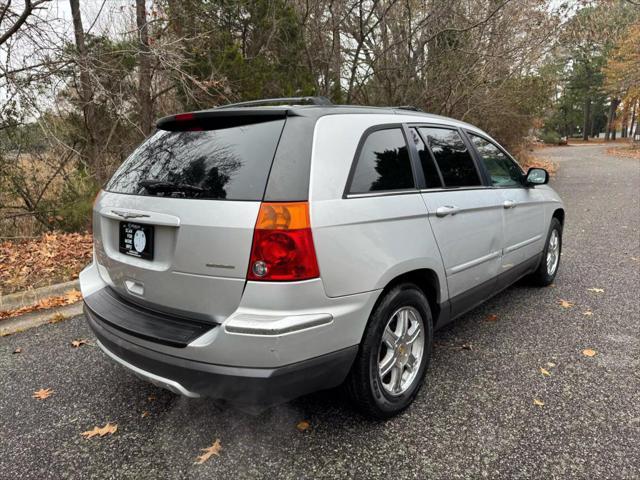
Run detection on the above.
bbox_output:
[106,120,285,200]
[418,127,481,188]
[348,128,414,194]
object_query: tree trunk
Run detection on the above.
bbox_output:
[630,100,637,140]
[136,0,153,136]
[606,98,620,141]
[69,0,101,180]
[582,97,590,141]
[331,6,342,103]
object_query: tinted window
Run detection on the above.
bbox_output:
[470,134,523,187]
[410,128,441,189]
[106,120,285,200]
[349,128,414,193]
[419,127,481,187]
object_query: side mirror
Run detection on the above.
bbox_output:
[525,167,548,186]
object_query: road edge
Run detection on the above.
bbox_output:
[0,302,84,337]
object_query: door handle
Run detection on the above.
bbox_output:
[435,205,460,217]
[503,200,516,209]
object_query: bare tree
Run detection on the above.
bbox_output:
[69,0,101,180]
[136,0,153,135]
[0,0,51,46]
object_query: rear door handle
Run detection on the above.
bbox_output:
[435,205,460,217]
[503,200,516,209]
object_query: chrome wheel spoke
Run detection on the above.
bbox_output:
[379,351,396,378]
[383,326,399,348]
[390,366,403,394]
[405,326,420,345]
[397,309,409,337]
[406,353,418,372]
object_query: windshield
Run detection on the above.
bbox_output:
[106,119,285,200]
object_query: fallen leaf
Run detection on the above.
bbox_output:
[71,339,89,348]
[32,388,54,400]
[485,314,498,322]
[547,362,556,368]
[533,398,544,407]
[582,348,597,357]
[630,256,639,262]
[13,347,22,354]
[195,439,221,464]
[65,289,83,303]
[141,411,150,418]
[49,312,67,324]
[460,343,473,351]
[540,368,551,377]
[559,299,574,309]
[81,422,118,439]
[547,283,556,288]
[147,394,156,402]
[296,420,311,432]
[587,288,604,293]
[583,310,593,316]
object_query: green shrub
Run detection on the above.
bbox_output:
[540,130,561,145]
[41,169,100,233]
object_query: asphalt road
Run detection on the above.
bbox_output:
[1,145,639,479]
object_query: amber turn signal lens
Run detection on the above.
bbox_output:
[255,202,311,230]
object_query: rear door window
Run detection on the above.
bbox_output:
[469,134,523,187]
[106,119,286,200]
[418,127,481,188]
[348,128,415,194]
[409,128,442,189]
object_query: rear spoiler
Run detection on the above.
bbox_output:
[156,109,289,131]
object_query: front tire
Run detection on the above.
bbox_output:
[529,217,562,286]
[346,283,433,419]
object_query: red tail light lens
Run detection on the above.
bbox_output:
[247,202,319,281]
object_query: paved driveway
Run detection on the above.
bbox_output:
[1,145,638,479]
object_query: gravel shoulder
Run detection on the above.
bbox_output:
[1,145,639,479]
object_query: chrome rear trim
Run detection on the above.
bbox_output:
[224,313,333,336]
[96,340,201,398]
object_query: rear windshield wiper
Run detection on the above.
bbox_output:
[138,180,204,195]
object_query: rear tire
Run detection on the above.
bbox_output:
[528,217,562,286]
[346,283,433,419]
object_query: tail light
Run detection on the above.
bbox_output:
[247,202,319,281]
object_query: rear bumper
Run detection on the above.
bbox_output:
[85,304,358,406]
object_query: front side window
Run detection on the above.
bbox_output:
[418,127,481,188]
[349,128,415,194]
[469,134,523,187]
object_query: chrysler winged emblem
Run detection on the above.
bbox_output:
[111,210,150,220]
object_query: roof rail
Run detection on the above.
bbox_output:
[216,96,333,109]
[395,105,424,112]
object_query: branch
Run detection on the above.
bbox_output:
[0,0,51,47]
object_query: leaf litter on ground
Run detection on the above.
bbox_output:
[195,439,222,464]
[32,388,54,400]
[0,232,92,296]
[0,289,83,320]
[559,299,574,309]
[296,420,311,432]
[81,423,118,439]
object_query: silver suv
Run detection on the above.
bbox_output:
[80,97,564,418]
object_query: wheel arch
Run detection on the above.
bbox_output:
[372,268,444,327]
[552,207,565,225]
